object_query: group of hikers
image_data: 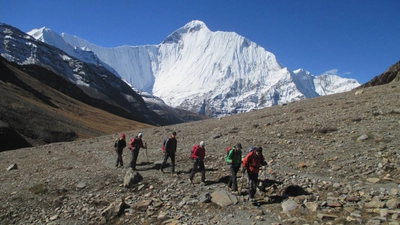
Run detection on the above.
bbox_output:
[114,131,267,201]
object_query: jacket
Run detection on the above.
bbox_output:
[226,148,242,167]
[242,151,265,174]
[164,137,177,154]
[130,137,145,151]
[191,145,205,160]
[114,138,126,150]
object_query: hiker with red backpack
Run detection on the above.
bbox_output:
[160,131,177,173]
[129,133,147,170]
[242,147,267,201]
[114,133,127,168]
[226,143,243,194]
[189,141,206,184]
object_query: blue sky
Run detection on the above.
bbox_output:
[1,0,399,84]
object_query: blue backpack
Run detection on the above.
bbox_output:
[247,146,256,156]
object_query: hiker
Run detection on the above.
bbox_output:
[129,133,147,170]
[189,141,206,184]
[226,143,243,193]
[160,131,177,173]
[242,146,267,201]
[114,133,126,168]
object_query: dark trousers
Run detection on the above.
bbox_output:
[227,166,240,191]
[160,151,176,172]
[247,172,259,199]
[130,149,140,169]
[189,159,205,182]
[115,148,123,167]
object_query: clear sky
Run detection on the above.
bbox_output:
[1,0,399,84]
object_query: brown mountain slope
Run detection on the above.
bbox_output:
[360,60,400,87]
[0,56,153,151]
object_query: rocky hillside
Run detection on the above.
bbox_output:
[0,57,154,151]
[360,60,400,87]
[1,81,399,224]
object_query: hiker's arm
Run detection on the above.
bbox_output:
[226,151,233,163]
[242,155,248,169]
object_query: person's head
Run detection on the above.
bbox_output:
[200,141,205,147]
[138,133,143,138]
[121,133,126,139]
[256,146,262,155]
[235,143,242,151]
[172,131,177,137]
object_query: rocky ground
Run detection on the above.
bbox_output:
[1,82,400,225]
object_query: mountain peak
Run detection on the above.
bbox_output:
[174,20,209,35]
[183,20,207,30]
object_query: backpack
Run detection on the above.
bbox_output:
[191,144,200,159]
[114,138,120,148]
[247,146,256,156]
[129,136,138,149]
[226,146,233,156]
[161,137,168,151]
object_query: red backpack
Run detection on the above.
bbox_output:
[226,146,234,156]
[129,137,138,149]
[191,144,200,159]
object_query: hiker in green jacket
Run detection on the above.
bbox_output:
[226,143,243,194]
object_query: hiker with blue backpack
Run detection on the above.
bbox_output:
[242,147,267,202]
[225,143,243,194]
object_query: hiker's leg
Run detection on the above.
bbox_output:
[130,150,137,169]
[132,150,139,169]
[119,149,124,166]
[171,152,176,173]
[231,166,239,191]
[248,173,257,198]
[199,160,206,182]
[115,149,120,166]
[189,159,198,181]
[227,166,234,188]
[160,152,169,170]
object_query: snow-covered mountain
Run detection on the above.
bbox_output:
[30,20,360,117]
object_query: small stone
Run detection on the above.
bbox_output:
[364,201,385,208]
[6,163,18,171]
[366,178,380,184]
[357,134,369,141]
[386,199,399,209]
[49,215,58,221]
[76,182,86,189]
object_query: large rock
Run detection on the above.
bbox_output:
[124,170,143,188]
[101,198,130,221]
[211,190,237,207]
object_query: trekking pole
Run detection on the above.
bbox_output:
[145,142,149,163]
